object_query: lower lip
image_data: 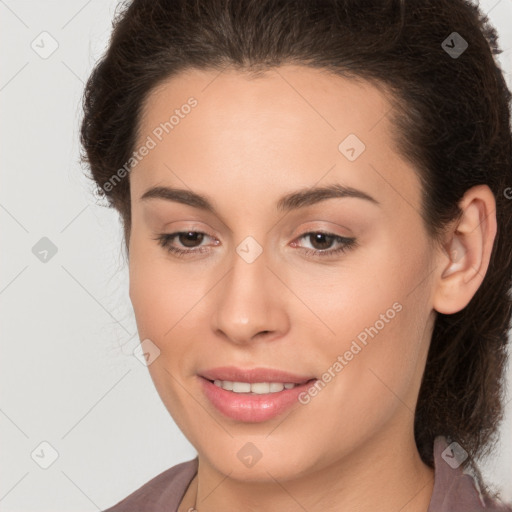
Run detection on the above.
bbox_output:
[199,376,317,422]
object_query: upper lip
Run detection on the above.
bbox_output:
[199,366,316,384]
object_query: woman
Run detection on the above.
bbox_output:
[80,0,512,510]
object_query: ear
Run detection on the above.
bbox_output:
[432,184,497,315]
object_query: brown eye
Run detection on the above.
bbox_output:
[154,230,357,259]
[178,231,205,247]
[294,231,358,258]
[307,232,336,250]
[154,230,215,257]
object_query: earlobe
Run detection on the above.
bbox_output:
[433,185,497,315]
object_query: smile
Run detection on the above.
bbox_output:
[211,380,301,393]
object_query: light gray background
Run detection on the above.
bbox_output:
[1,0,511,510]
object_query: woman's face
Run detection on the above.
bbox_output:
[128,65,441,480]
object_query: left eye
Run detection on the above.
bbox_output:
[293,231,357,257]
[154,230,357,258]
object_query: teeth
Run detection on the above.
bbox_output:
[270,382,284,392]
[251,382,270,394]
[212,380,300,393]
[232,381,251,393]
[222,380,233,391]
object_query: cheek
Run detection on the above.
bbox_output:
[128,242,221,390]
[297,236,432,399]
[298,243,420,338]
[128,247,210,433]
[284,250,432,459]
[129,238,203,338]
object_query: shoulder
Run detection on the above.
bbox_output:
[102,457,198,512]
[429,436,512,512]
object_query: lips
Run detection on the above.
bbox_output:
[199,366,315,384]
[198,366,318,422]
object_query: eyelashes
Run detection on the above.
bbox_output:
[153,230,357,259]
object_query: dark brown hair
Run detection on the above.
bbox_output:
[80,0,512,491]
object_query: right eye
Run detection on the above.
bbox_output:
[154,231,219,257]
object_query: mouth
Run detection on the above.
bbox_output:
[198,367,318,422]
[205,378,314,394]
[199,365,316,386]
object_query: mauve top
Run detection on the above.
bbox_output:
[102,436,512,511]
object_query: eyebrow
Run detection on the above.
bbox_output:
[140,183,380,213]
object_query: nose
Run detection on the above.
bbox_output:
[211,244,289,346]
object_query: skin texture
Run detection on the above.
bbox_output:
[127,65,497,512]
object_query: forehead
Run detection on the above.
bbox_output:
[140,65,394,140]
[132,65,422,218]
